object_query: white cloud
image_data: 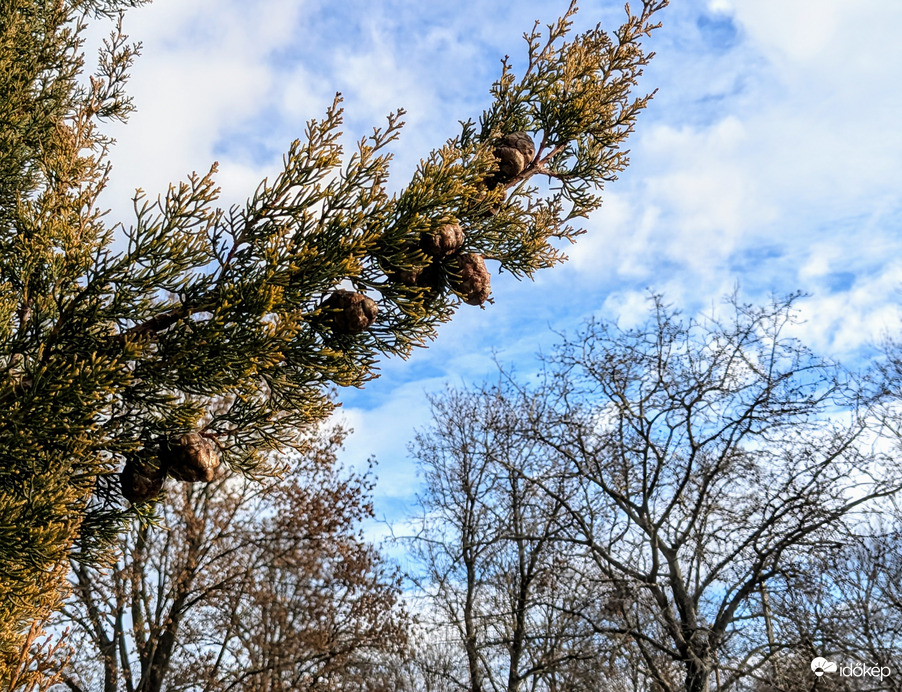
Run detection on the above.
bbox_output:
[332,29,434,128]
[641,117,776,266]
[91,0,312,221]
[334,376,447,499]
[562,0,902,355]
[791,273,902,357]
[568,191,652,278]
[732,0,843,62]
[728,0,902,71]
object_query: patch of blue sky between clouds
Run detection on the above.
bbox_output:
[696,13,739,51]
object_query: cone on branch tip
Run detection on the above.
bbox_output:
[420,223,465,258]
[489,131,535,187]
[500,131,536,161]
[321,289,379,334]
[162,433,221,483]
[447,253,491,306]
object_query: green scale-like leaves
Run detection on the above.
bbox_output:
[0,0,667,660]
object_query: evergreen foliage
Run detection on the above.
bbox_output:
[0,0,666,662]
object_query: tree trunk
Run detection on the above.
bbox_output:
[506,478,527,692]
[464,554,482,692]
[684,659,710,692]
[100,640,119,692]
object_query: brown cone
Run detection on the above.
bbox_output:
[163,433,220,483]
[500,131,535,160]
[121,457,165,504]
[494,146,527,181]
[447,253,491,306]
[322,290,378,334]
[393,267,421,286]
[491,132,535,184]
[420,223,464,258]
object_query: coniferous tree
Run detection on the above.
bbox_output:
[0,0,666,666]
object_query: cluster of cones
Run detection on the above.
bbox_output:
[321,132,536,333]
[120,433,220,504]
[386,223,491,306]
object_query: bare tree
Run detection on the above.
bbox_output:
[409,386,635,692]
[523,294,902,692]
[58,427,408,692]
[754,502,902,692]
[413,294,902,692]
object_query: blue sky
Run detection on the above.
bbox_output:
[89,0,902,538]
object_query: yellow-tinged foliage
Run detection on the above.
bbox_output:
[0,0,666,675]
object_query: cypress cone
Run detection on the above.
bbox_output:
[322,290,378,334]
[120,457,166,504]
[490,131,535,185]
[447,253,491,306]
[420,223,464,258]
[494,146,527,181]
[162,433,220,483]
[500,131,535,161]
